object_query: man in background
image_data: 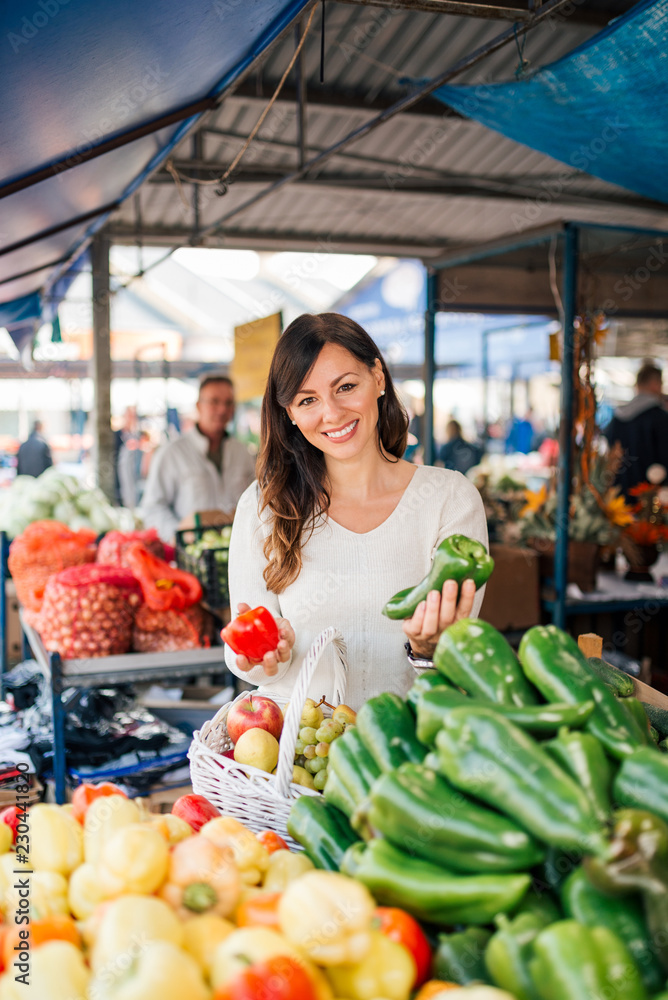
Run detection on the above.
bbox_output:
[605,361,668,496]
[16,421,53,478]
[142,375,256,542]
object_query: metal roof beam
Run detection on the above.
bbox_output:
[146,162,664,213]
[333,0,635,26]
[106,223,450,255]
[335,0,535,23]
[221,83,459,119]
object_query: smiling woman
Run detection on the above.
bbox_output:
[224,313,488,709]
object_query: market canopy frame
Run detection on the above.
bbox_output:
[426,218,668,627]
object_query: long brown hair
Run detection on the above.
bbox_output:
[257,313,409,593]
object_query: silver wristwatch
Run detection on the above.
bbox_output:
[404,640,433,668]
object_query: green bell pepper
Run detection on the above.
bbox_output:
[614,747,668,824]
[433,706,608,856]
[529,920,648,1000]
[585,809,668,974]
[382,534,494,619]
[561,866,665,994]
[341,837,531,926]
[518,624,649,759]
[322,765,357,820]
[513,887,562,926]
[544,727,613,827]
[623,696,653,740]
[485,912,549,1000]
[434,618,538,706]
[356,692,425,772]
[287,793,359,870]
[366,761,544,874]
[535,846,582,895]
[325,728,380,836]
[416,686,595,747]
[406,669,453,713]
[433,927,492,986]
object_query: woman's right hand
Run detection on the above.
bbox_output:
[233,603,295,678]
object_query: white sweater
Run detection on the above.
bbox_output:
[224,465,488,710]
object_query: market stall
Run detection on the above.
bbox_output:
[426,221,668,634]
[1,598,668,1000]
[0,520,234,807]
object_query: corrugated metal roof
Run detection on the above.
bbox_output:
[106,1,668,258]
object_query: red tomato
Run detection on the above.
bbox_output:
[71,782,127,825]
[257,830,289,854]
[171,793,220,832]
[220,606,280,660]
[375,906,432,988]
[213,955,318,1000]
[0,806,22,843]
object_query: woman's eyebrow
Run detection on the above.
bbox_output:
[295,371,358,395]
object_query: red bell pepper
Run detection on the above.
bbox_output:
[221,606,280,660]
[124,543,202,611]
[213,954,318,1000]
[0,806,21,844]
[374,906,432,988]
[257,830,289,854]
[71,782,127,825]
[171,793,220,832]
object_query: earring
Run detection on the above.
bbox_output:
[379,390,385,397]
[291,420,297,425]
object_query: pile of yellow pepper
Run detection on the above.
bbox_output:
[0,790,514,1000]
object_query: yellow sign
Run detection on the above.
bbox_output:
[231,312,283,402]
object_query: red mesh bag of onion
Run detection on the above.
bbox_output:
[96,529,165,567]
[132,603,211,653]
[8,520,97,613]
[39,564,142,659]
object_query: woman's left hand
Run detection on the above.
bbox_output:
[403,578,477,660]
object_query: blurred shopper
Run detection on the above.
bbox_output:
[118,430,152,511]
[113,406,138,504]
[142,375,256,542]
[438,420,482,474]
[16,421,53,477]
[505,410,535,454]
[605,361,668,496]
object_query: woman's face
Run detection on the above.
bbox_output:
[286,343,385,461]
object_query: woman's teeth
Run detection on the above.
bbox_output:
[324,420,358,439]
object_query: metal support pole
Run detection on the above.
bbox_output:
[554,225,578,629]
[91,232,115,502]
[192,132,202,236]
[295,20,307,169]
[0,532,8,694]
[482,330,489,450]
[50,652,67,804]
[423,271,437,466]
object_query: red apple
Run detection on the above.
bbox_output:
[227,693,284,744]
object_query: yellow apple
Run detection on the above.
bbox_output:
[233,729,279,773]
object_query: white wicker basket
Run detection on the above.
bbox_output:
[188,626,347,848]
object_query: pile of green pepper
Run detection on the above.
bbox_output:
[288,618,668,999]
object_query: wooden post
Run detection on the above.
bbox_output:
[91,232,115,502]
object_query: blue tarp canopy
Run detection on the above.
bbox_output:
[0,0,308,350]
[338,260,556,377]
[434,0,668,207]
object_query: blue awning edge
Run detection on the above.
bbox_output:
[433,0,668,206]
